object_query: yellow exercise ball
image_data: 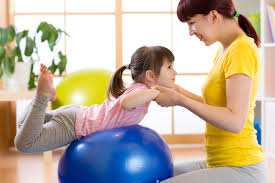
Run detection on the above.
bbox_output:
[52,69,112,109]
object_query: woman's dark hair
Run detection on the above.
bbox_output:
[106,46,175,99]
[177,0,260,47]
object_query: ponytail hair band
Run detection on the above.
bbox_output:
[234,11,240,18]
[125,64,130,70]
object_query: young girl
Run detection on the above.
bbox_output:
[14,45,177,153]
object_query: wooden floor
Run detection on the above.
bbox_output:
[0,146,274,183]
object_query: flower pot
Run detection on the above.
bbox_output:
[2,62,32,91]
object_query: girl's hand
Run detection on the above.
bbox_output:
[154,85,182,107]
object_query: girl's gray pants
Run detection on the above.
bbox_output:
[14,93,79,153]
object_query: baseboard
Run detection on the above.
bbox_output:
[161,134,204,144]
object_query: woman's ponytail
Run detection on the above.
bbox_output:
[238,13,261,47]
[106,65,127,99]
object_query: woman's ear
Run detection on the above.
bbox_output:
[208,10,218,24]
[145,70,156,83]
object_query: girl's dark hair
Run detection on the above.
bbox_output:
[106,46,175,99]
[177,0,260,47]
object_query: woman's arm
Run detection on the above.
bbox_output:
[155,74,252,134]
[120,88,160,109]
[174,84,204,103]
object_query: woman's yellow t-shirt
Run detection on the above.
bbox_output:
[201,35,265,168]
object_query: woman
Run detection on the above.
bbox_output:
[156,0,268,183]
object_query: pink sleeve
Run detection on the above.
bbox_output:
[121,83,151,111]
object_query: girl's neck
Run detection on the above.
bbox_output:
[143,80,154,88]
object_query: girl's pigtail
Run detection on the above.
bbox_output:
[106,65,127,99]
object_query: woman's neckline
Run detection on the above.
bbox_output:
[214,34,246,65]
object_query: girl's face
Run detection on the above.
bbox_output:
[155,59,177,88]
[187,12,218,46]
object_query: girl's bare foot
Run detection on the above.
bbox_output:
[37,64,56,101]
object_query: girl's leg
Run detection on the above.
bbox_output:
[161,160,268,183]
[17,100,53,130]
[14,64,78,153]
[14,93,79,153]
[17,64,56,129]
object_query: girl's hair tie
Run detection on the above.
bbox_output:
[125,64,130,69]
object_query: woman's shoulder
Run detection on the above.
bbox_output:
[229,35,257,52]
[223,35,260,71]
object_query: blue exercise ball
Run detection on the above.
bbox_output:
[58,125,174,183]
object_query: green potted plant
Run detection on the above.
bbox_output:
[0,22,67,90]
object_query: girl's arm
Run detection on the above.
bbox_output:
[155,74,252,134]
[174,84,204,103]
[120,88,160,109]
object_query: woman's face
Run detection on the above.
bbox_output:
[186,12,218,46]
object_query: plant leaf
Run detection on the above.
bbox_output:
[41,25,50,42]
[0,47,6,60]
[57,29,70,37]
[48,59,57,74]
[0,47,5,78]
[48,26,58,51]
[16,30,28,45]
[9,47,17,58]
[28,63,38,89]
[25,37,35,56]
[10,56,15,72]
[0,28,8,46]
[57,51,67,75]
[36,22,48,33]
[0,56,3,66]
[9,47,17,64]
[0,66,3,78]
[16,47,23,62]
[4,56,15,77]
[7,25,16,42]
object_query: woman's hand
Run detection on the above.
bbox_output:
[153,85,183,107]
[173,84,182,92]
